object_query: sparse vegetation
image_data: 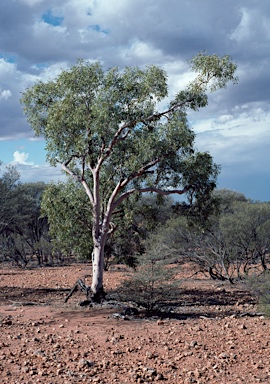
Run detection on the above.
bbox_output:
[118,235,180,311]
[246,271,270,316]
[0,163,269,315]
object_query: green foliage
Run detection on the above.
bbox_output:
[130,194,174,235]
[21,62,168,173]
[0,166,50,266]
[246,272,270,317]
[219,201,270,272]
[41,179,92,260]
[119,236,179,311]
[21,54,237,294]
[154,191,270,283]
[189,53,238,93]
[17,181,51,265]
[105,195,174,268]
[42,181,174,268]
[213,189,248,214]
[0,165,23,235]
[21,54,237,206]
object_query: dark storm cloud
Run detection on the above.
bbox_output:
[0,1,36,59]
[0,1,240,67]
[0,0,269,199]
[129,1,241,58]
[0,0,269,124]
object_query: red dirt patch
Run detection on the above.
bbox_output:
[0,263,269,383]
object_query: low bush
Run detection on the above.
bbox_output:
[246,271,270,316]
[117,237,180,312]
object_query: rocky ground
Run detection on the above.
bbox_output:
[0,262,269,384]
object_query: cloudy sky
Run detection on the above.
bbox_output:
[0,0,269,201]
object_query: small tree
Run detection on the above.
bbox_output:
[220,201,270,275]
[21,54,237,300]
[160,192,270,283]
[246,272,270,316]
[119,236,179,312]
[0,167,51,266]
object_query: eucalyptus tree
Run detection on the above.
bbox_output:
[21,53,237,300]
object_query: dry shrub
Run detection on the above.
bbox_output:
[246,271,270,316]
[118,239,180,312]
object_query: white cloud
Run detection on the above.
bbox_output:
[12,151,35,166]
[121,40,158,61]
[0,89,12,101]
[214,114,234,124]
[230,8,251,42]
[0,59,16,78]
[15,163,67,183]
[33,20,67,36]
[195,112,270,173]
[6,150,67,183]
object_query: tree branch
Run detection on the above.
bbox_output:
[96,95,196,171]
[97,125,132,171]
[61,162,94,206]
[113,184,195,211]
[120,158,161,189]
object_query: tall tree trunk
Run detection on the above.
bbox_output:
[91,233,106,301]
[90,170,119,302]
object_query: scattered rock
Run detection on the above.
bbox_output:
[78,358,94,368]
[0,263,269,383]
[190,340,198,348]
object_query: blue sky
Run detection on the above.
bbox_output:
[0,0,270,201]
[0,139,46,164]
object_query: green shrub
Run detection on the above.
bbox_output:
[118,237,180,312]
[247,271,270,316]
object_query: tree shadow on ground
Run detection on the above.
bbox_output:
[160,286,256,307]
[0,281,258,321]
[0,286,70,305]
[108,283,257,320]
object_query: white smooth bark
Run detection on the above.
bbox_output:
[91,237,106,294]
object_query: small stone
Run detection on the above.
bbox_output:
[57,368,64,375]
[219,352,228,359]
[30,369,38,376]
[190,340,198,348]
[78,358,94,368]
[143,367,157,376]
[146,351,154,359]
[255,361,264,369]
[38,369,47,376]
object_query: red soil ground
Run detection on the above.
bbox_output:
[0,262,269,384]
